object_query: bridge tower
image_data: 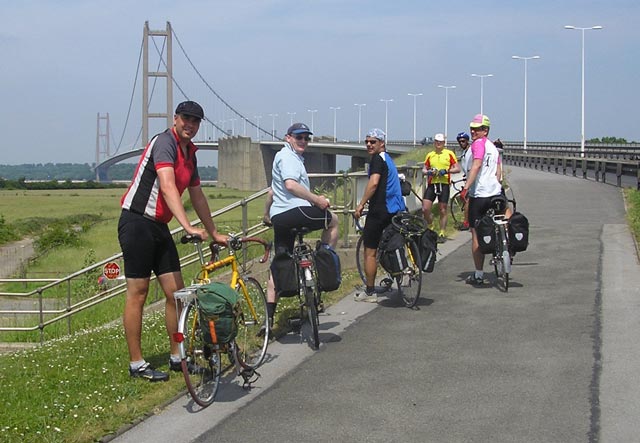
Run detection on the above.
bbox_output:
[142,21,173,146]
[95,112,110,170]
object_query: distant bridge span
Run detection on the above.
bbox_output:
[93,138,415,183]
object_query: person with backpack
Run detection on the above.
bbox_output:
[353,128,405,303]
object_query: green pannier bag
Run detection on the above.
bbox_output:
[196,282,240,344]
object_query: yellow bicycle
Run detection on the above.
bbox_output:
[173,233,271,407]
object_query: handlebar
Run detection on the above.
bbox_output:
[180,233,272,264]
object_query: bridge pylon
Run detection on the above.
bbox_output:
[143,21,173,146]
[95,112,110,180]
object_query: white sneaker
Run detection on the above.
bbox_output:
[354,292,378,303]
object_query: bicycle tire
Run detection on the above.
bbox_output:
[355,235,367,286]
[235,277,269,369]
[398,237,422,308]
[391,212,427,235]
[493,225,509,293]
[450,192,465,226]
[305,286,320,350]
[180,300,221,407]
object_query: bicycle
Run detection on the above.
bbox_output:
[449,177,467,228]
[484,196,517,292]
[172,233,271,407]
[285,227,322,350]
[354,211,425,308]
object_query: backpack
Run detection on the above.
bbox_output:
[475,214,496,254]
[419,228,438,273]
[196,282,240,344]
[508,212,529,252]
[377,225,408,275]
[315,243,342,292]
[270,249,299,297]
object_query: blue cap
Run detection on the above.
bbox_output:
[287,122,313,135]
[366,128,386,141]
[456,132,470,141]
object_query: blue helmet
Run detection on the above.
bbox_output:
[456,132,470,141]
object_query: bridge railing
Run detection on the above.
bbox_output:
[0,167,425,345]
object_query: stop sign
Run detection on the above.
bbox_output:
[103,262,121,280]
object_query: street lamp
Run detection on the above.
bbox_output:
[512,55,540,153]
[329,106,341,142]
[564,25,603,158]
[354,104,366,143]
[254,115,262,140]
[380,99,394,140]
[268,113,278,140]
[407,93,423,146]
[471,73,493,115]
[307,109,317,138]
[436,86,456,141]
[286,112,296,125]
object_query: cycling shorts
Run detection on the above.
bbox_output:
[362,212,394,250]
[423,183,451,203]
[271,206,333,253]
[117,209,180,278]
[468,195,502,228]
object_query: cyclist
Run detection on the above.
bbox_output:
[456,132,472,231]
[264,123,339,329]
[422,133,461,242]
[354,128,405,303]
[459,114,503,286]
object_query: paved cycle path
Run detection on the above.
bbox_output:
[111,166,640,443]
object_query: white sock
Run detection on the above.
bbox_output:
[475,270,484,279]
[130,359,146,370]
[170,355,181,364]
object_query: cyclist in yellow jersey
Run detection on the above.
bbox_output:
[422,133,461,242]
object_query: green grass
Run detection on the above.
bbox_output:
[625,188,640,241]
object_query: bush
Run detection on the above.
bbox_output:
[0,214,20,244]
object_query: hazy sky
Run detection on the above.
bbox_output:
[1,0,638,166]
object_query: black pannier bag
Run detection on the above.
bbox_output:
[377,225,408,275]
[508,212,529,252]
[420,228,438,273]
[315,242,342,292]
[270,249,298,297]
[475,214,496,254]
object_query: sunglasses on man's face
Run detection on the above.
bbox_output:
[292,135,311,141]
[365,139,379,145]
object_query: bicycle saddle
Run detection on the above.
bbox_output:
[290,227,313,236]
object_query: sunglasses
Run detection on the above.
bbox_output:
[365,139,379,144]
[470,126,487,131]
[293,135,311,141]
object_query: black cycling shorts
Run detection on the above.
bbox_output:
[468,195,501,228]
[423,183,451,203]
[362,211,394,250]
[117,210,180,278]
[271,206,333,253]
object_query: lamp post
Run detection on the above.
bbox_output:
[564,25,603,158]
[286,111,296,126]
[354,104,366,143]
[512,55,540,153]
[471,73,493,115]
[254,115,262,140]
[307,109,317,138]
[407,93,423,146]
[329,106,341,142]
[380,98,393,140]
[268,113,278,140]
[436,86,456,141]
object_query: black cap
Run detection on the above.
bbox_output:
[175,101,204,120]
[287,122,313,135]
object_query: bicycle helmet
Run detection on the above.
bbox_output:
[456,132,470,141]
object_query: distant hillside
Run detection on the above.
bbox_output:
[0,163,218,181]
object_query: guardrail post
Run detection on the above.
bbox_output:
[595,161,600,182]
[342,171,351,248]
[582,159,587,179]
[616,162,622,187]
[572,158,577,177]
[562,157,567,175]
[67,279,72,335]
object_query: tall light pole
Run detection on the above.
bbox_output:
[354,103,366,142]
[286,111,296,125]
[380,98,393,140]
[471,73,493,115]
[329,106,341,142]
[565,25,603,158]
[268,113,278,140]
[436,85,455,141]
[407,93,423,146]
[512,55,540,153]
[307,109,317,138]
[254,115,262,140]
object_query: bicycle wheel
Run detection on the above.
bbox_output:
[235,277,269,369]
[391,212,427,235]
[493,226,509,293]
[305,286,320,349]
[450,192,465,226]
[355,235,367,286]
[398,237,422,308]
[180,300,221,407]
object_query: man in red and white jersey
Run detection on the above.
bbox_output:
[118,101,227,381]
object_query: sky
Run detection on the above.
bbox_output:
[1,0,639,166]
